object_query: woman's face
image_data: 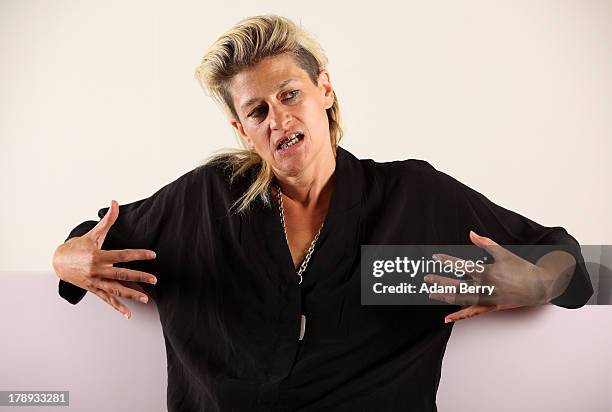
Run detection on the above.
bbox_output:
[228,53,335,177]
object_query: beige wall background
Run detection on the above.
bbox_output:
[1,0,610,411]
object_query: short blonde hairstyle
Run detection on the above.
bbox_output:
[194,14,343,213]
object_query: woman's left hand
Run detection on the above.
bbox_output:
[424,230,556,323]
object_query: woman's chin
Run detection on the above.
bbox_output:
[274,158,307,177]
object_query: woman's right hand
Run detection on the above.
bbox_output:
[52,200,158,319]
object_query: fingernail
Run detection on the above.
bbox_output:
[150,277,157,285]
[432,254,440,261]
[444,318,453,323]
[150,252,157,258]
[124,313,129,320]
[140,296,148,303]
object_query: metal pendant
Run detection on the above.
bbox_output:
[275,183,322,288]
[299,314,306,341]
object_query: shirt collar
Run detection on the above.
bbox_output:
[326,145,365,217]
[244,145,365,216]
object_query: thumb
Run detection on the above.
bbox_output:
[88,200,119,248]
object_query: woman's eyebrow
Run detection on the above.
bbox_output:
[240,78,296,112]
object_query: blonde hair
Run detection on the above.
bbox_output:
[194,14,343,213]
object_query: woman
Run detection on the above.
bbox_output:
[52,15,592,411]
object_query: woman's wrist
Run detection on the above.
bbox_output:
[535,251,577,302]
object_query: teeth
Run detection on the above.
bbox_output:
[279,133,301,149]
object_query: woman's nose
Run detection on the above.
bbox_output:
[268,104,292,130]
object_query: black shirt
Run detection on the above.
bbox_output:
[58,146,593,411]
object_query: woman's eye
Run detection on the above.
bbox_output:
[284,90,299,100]
[247,91,299,119]
[249,107,266,118]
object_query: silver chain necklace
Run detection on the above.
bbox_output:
[274,183,324,285]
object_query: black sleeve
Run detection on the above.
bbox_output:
[427,162,593,309]
[57,169,197,305]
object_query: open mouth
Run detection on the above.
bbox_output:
[277,132,304,150]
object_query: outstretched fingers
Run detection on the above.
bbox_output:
[96,265,157,284]
[92,288,132,319]
[90,278,150,305]
[97,249,157,264]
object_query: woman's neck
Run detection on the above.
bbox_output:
[274,145,336,209]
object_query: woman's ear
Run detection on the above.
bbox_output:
[317,69,335,110]
[230,119,255,149]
